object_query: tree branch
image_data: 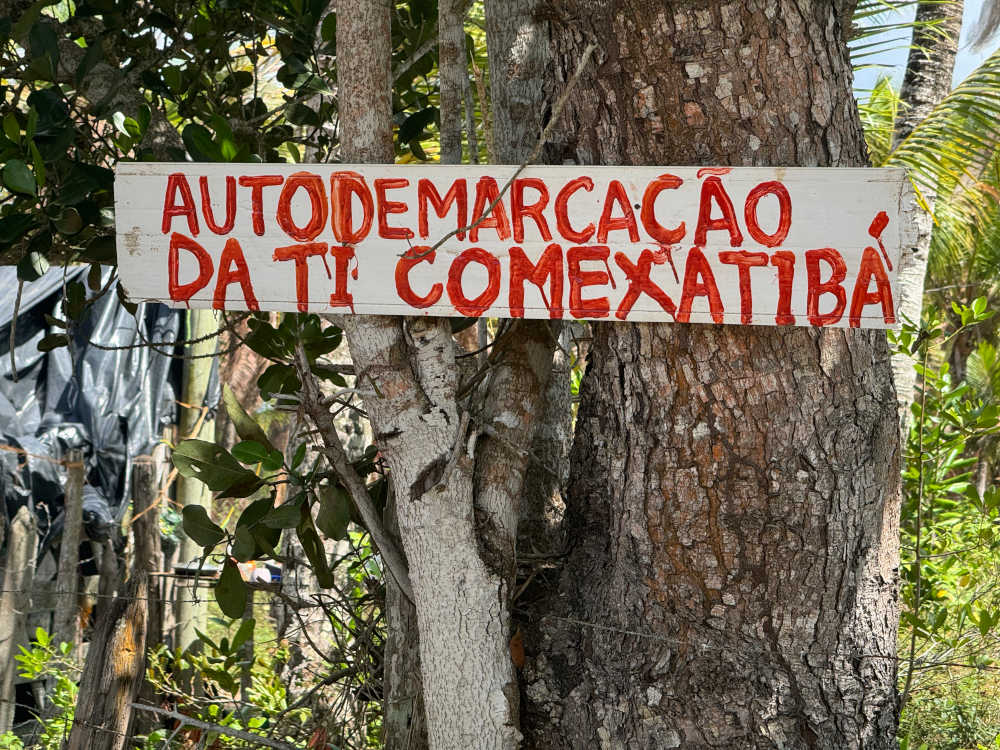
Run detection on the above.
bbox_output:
[130,703,298,750]
[292,343,414,603]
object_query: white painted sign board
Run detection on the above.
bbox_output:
[115,163,911,328]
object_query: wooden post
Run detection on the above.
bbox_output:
[174,309,216,651]
[66,456,159,750]
[53,449,84,649]
[156,427,177,643]
[0,506,37,733]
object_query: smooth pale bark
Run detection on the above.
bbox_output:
[335,2,532,747]
[891,0,965,431]
[174,309,216,650]
[521,2,902,748]
[382,489,428,750]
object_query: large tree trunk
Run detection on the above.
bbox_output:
[891,0,964,430]
[521,2,902,748]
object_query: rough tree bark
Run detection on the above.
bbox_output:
[520,2,902,748]
[332,1,554,747]
[483,0,571,556]
[0,506,36,734]
[891,0,965,429]
[67,456,158,750]
[438,0,468,164]
[53,450,84,648]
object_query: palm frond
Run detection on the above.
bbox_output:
[849,0,954,69]
[888,48,1000,232]
[965,341,1000,399]
[860,76,901,165]
[926,153,1000,301]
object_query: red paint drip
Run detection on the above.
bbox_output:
[696,167,732,178]
[601,255,617,290]
[318,253,332,279]
[653,244,681,284]
[868,211,892,271]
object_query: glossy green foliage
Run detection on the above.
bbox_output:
[0,0,443,284]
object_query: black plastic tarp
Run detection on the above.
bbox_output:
[0,265,185,552]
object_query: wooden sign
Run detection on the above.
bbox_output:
[115,163,911,328]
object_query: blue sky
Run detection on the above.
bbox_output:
[853,0,995,93]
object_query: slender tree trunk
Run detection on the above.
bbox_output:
[334,2,534,747]
[891,0,964,430]
[175,309,216,650]
[521,2,902,748]
[67,456,156,750]
[438,0,468,164]
[0,506,36,734]
[484,0,550,165]
[53,450,84,649]
[483,0,571,556]
[382,488,428,750]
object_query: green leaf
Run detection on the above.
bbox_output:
[17,251,49,282]
[236,497,281,558]
[311,364,348,387]
[398,107,438,145]
[84,235,116,263]
[3,160,36,195]
[37,333,68,352]
[257,364,301,397]
[230,525,256,562]
[194,627,220,652]
[54,207,83,236]
[28,141,45,189]
[320,12,336,42]
[182,123,222,162]
[263,495,305,529]
[181,505,226,548]
[75,41,103,88]
[222,385,274,452]
[11,0,47,42]
[316,485,351,541]
[297,507,335,589]
[28,20,59,72]
[63,279,86,320]
[290,442,307,471]
[136,105,151,135]
[0,214,35,243]
[231,440,269,465]
[230,617,255,652]
[87,263,102,291]
[236,496,273,530]
[3,113,19,144]
[215,559,248,619]
[229,441,281,473]
[173,439,261,493]
[216,472,267,500]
